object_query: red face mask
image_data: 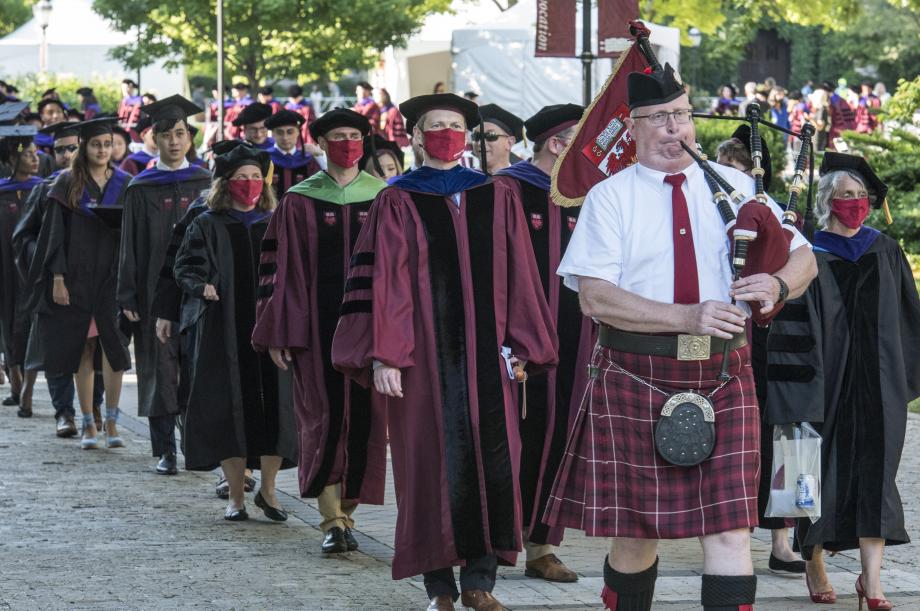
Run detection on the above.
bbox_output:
[423,128,466,162]
[228,179,263,209]
[325,139,364,168]
[830,196,870,229]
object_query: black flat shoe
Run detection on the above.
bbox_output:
[321,527,348,553]
[343,527,359,551]
[2,394,19,406]
[156,453,178,475]
[254,490,288,522]
[224,506,249,521]
[769,552,806,574]
[17,406,32,418]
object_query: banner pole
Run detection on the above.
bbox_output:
[581,0,593,106]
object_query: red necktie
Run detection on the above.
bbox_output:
[664,173,700,304]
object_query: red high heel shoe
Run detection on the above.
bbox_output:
[805,574,837,604]
[856,575,893,610]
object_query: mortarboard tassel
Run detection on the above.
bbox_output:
[265,160,275,187]
[882,198,893,225]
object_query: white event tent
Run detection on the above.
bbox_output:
[0,0,184,96]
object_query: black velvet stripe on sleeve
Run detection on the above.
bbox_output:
[766,364,816,382]
[350,251,375,267]
[257,284,274,299]
[344,276,372,293]
[411,190,486,559]
[258,262,277,276]
[767,334,815,353]
[774,302,809,322]
[464,183,516,551]
[261,238,278,253]
[339,299,372,315]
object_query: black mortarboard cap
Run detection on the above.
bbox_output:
[67,108,85,120]
[39,121,81,140]
[308,108,371,140]
[258,85,274,96]
[730,123,772,190]
[37,98,65,114]
[524,103,584,142]
[361,134,405,171]
[0,101,36,137]
[74,117,118,140]
[627,63,685,110]
[288,84,303,97]
[7,85,19,95]
[478,103,524,141]
[820,152,889,208]
[214,142,271,179]
[231,82,249,90]
[210,139,244,157]
[135,114,153,134]
[140,94,203,124]
[76,87,94,96]
[122,78,138,87]
[42,88,57,98]
[399,93,481,130]
[231,102,273,127]
[264,109,306,130]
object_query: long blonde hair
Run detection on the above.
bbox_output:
[205,173,277,212]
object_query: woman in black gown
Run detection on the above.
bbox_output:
[174,144,297,521]
[767,153,920,609]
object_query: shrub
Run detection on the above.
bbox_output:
[8,73,122,116]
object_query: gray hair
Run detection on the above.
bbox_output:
[815,169,866,229]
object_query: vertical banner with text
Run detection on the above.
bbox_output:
[598,0,640,57]
[535,0,577,57]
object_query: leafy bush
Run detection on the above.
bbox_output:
[694,117,788,199]
[840,129,920,253]
[882,75,920,124]
[7,73,122,115]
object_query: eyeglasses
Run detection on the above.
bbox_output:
[472,131,512,143]
[53,144,78,154]
[631,109,694,127]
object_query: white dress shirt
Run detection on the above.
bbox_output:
[155,157,190,171]
[558,160,809,305]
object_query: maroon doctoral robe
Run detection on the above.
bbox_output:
[331,177,558,580]
[251,188,386,505]
[501,167,597,548]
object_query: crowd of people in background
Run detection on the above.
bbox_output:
[712,77,888,151]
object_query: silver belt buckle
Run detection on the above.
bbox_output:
[677,335,711,361]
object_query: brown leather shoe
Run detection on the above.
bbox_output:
[426,595,456,611]
[459,590,505,611]
[524,553,578,583]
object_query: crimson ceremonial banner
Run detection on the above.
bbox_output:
[550,41,649,207]
[535,0,577,58]
[598,0,639,57]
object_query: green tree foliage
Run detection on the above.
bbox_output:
[0,0,32,38]
[91,0,452,88]
[883,75,920,123]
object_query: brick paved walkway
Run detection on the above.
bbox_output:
[2,374,919,610]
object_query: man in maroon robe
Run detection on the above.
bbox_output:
[252,109,387,555]
[331,93,558,611]
[352,81,381,136]
[495,103,593,584]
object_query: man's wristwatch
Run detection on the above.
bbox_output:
[773,275,789,303]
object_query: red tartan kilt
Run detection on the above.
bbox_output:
[545,344,760,539]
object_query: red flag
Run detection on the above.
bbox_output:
[550,42,649,207]
[535,0,577,58]
[598,0,640,57]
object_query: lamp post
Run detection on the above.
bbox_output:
[688,27,702,95]
[36,0,53,73]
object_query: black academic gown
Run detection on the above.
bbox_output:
[766,230,920,556]
[174,209,297,471]
[116,166,211,418]
[0,179,42,366]
[25,171,132,374]
[150,195,208,323]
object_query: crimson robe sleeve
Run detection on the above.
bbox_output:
[499,179,559,370]
[251,196,312,351]
[332,190,415,387]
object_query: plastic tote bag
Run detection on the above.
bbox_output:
[765,423,822,523]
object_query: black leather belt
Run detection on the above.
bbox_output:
[598,326,747,361]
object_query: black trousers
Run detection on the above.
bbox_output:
[423,555,497,601]
[149,413,177,457]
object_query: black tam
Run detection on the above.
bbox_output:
[627,63,685,110]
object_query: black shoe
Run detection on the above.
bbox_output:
[224,506,249,521]
[17,406,32,418]
[768,552,806,574]
[2,394,19,406]
[156,453,178,475]
[321,527,349,553]
[56,416,78,438]
[254,490,288,522]
[343,527,359,551]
